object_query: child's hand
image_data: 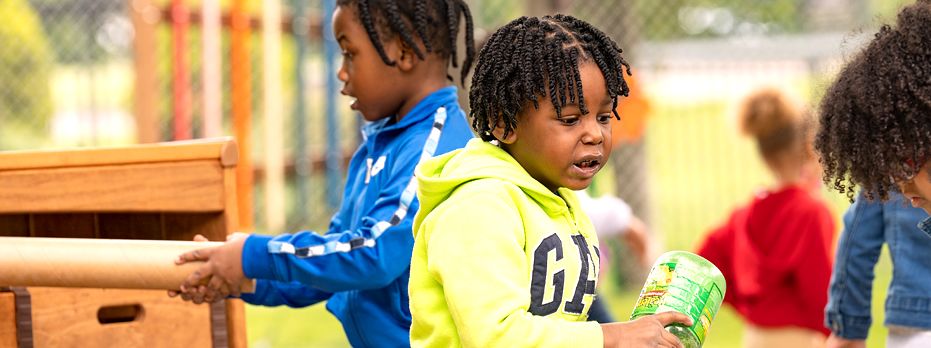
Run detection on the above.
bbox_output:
[167,234,211,299]
[170,234,248,304]
[600,311,692,348]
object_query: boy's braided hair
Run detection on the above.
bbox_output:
[336,0,475,84]
[815,0,931,201]
[469,15,632,141]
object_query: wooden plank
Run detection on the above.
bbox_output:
[0,292,16,348]
[0,161,225,213]
[32,214,96,238]
[221,167,247,348]
[0,139,246,347]
[98,213,163,240]
[163,213,227,242]
[28,287,212,347]
[0,215,30,237]
[222,168,240,237]
[0,138,237,171]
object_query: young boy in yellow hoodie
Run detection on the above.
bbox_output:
[409,15,692,348]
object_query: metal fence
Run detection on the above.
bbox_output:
[0,0,913,259]
[563,0,884,287]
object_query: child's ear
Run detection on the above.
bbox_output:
[491,117,518,145]
[396,39,418,72]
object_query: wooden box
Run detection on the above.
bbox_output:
[0,138,246,348]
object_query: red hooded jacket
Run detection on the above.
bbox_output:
[696,185,835,335]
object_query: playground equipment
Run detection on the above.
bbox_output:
[0,138,246,347]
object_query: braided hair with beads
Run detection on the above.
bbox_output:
[469,14,632,141]
[335,0,475,84]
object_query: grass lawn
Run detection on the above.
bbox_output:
[245,252,892,348]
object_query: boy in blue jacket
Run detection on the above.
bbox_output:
[169,1,475,347]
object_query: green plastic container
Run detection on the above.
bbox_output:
[630,251,726,348]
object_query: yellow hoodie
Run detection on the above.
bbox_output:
[410,139,604,347]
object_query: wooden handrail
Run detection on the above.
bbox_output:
[0,138,238,171]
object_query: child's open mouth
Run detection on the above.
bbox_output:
[574,159,600,169]
[571,157,603,178]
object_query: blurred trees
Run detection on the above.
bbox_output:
[0,0,52,149]
[632,0,867,40]
[28,0,126,64]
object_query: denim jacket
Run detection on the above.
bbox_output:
[825,192,931,339]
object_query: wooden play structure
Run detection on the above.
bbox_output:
[0,138,247,347]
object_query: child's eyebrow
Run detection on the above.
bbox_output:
[555,104,581,116]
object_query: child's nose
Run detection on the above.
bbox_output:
[581,119,604,145]
[337,63,349,83]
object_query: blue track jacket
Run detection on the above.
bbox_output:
[240,87,473,347]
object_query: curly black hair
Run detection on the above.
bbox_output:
[336,0,475,84]
[469,15,632,141]
[815,0,931,201]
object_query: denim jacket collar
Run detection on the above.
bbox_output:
[918,216,931,237]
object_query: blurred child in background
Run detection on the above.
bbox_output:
[697,88,835,348]
[576,190,652,323]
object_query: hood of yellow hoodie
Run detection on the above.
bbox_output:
[415,138,578,238]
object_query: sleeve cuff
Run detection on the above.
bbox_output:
[242,234,277,280]
[825,312,871,339]
[576,321,604,348]
[590,321,605,348]
[237,279,264,303]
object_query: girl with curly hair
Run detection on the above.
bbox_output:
[817,2,931,347]
[816,0,931,207]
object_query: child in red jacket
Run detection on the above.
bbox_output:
[697,88,835,348]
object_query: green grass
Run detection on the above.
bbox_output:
[244,251,892,348]
[246,304,348,348]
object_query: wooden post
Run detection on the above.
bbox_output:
[171,0,193,140]
[202,0,223,138]
[231,0,254,231]
[130,0,160,143]
[263,0,285,233]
